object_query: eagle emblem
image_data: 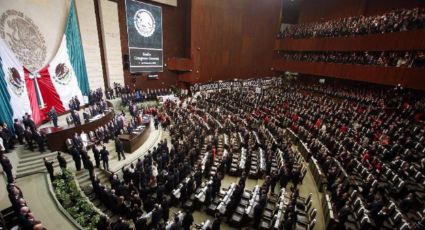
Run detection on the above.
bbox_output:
[53,63,71,85]
[134,9,156,38]
[7,67,24,96]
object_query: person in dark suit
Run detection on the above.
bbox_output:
[115,137,126,161]
[83,109,90,123]
[134,213,147,230]
[71,147,82,171]
[24,128,33,150]
[100,146,109,171]
[150,205,161,229]
[27,115,36,133]
[48,106,58,128]
[212,213,221,230]
[96,215,110,230]
[161,196,170,222]
[22,115,29,130]
[182,210,194,230]
[0,124,13,151]
[92,144,101,168]
[253,203,263,228]
[169,216,180,230]
[0,152,14,183]
[57,152,67,170]
[86,158,95,181]
[33,131,45,152]
[72,133,83,149]
[13,119,25,145]
[44,157,54,181]
[74,96,81,111]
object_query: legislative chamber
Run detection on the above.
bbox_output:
[0,0,424,230]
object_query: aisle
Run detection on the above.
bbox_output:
[16,174,77,230]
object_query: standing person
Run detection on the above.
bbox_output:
[212,213,221,230]
[27,114,36,133]
[71,147,82,171]
[24,127,34,151]
[44,157,54,181]
[92,144,101,168]
[13,119,25,145]
[48,106,58,128]
[57,152,67,171]
[0,152,14,183]
[86,157,95,180]
[33,130,45,153]
[115,137,125,161]
[182,210,194,230]
[100,146,109,171]
[154,117,159,130]
[0,126,11,152]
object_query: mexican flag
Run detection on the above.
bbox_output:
[0,0,89,126]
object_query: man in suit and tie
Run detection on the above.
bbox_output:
[13,119,25,145]
[27,114,36,133]
[24,127,34,150]
[44,157,54,181]
[33,130,45,152]
[72,133,83,150]
[57,152,67,170]
[22,115,29,130]
[48,106,58,128]
[0,152,14,183]
[115,137,125,161]
[100,146,109,171]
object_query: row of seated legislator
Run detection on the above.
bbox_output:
[279,8,425,39]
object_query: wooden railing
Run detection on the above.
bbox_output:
[272,60,425,90]
[166,57,193,72]
[275,29,425,51]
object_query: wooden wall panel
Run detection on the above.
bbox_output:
[298,0,425,23]
[75,0,104,90]
[99,0,124,86]
[166,58,193,71]
[187,0,282,83]
[275,29,425,51]
[117,0,189,89]
[273,60,425,90]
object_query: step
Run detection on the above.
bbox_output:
[18,153,72,166]
[19,150,53,159]
[17,158,73,172]
[18,151,59,164]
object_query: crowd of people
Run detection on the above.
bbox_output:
[2,150,45,229]
[3,77,425,229]
[280,50,425,68]
[72,81,313,229]
[279,8,425,39]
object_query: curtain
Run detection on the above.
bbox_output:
[65,0,90,96]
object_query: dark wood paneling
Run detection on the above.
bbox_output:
[298,0,425,23]
[273,60,425,90]
[119,125,151,153]
[275,29,425,51]
[186,0,282,83]
[166,58,193,72]
[117,0,189,89]
[42,110,115,152]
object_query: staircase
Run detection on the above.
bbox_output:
[15,147,73,179]
[75,168,119,223]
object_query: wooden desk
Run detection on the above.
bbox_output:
[41,109,115,152]
[119,123,152,153]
